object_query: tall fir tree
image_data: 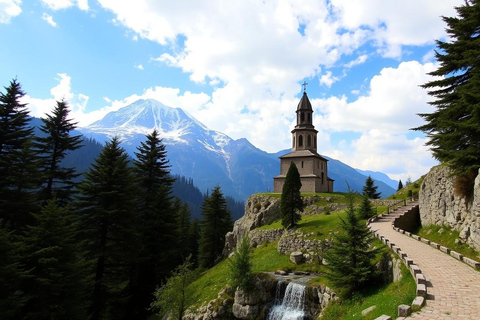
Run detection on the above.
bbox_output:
[0,221,27,319]
[0,79,39,231]
[358,193,375,219]
[363,176,381,199]
[130,129,177,319]
[198,186,233,269]
[76,137,138,320]
[34,100,83,205]
[188,218,201,268]
[280,162,303,229]
[323,191,378,296]
[21,200,86,319]
[414,1,480,177]
[175,199,192,262]
[397,179,403,191]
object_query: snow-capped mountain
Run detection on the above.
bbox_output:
[79,99,396,200]
[80,99,278,200]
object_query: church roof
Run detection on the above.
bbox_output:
[297,91,313,112]
[279,149,328,161]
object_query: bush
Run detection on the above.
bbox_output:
[229,234,255,293]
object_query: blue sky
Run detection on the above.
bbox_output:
[0,0,463,182]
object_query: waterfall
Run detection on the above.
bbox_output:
[267,281,306,320]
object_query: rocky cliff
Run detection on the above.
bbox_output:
[419,166,480,250]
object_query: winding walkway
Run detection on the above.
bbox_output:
[369,204,480,319]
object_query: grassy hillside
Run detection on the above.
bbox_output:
[182,193,416,319]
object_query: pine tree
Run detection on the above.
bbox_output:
[363,176,381,199]
[323,191,378,296]
[228,233,254,293]
[280,162,303,229]
[176,199,192,261]
[358,193,375,219]
[130,129,177,319]
[0,221,27,319]
[413,1,480,177]
[188,218,201,268]
[21,200,86,319]
[397,179,403,191]
[199,186,233,269]
[34,100,83,205]
[0,79,38,231]
[76,137,138,320]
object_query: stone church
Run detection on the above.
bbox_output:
[273,88,334,193]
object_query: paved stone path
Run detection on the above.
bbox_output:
[370,204,480,319]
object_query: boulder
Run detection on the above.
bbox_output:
[290,251,304,264]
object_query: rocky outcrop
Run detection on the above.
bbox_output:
[419,166,480,250]
[224,195,281,256]
[232,274,277,319]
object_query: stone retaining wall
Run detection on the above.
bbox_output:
[419,166,480,250]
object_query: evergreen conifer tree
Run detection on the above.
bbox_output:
[414,0,480,177]
[198,186,233,269]
[130,129,177,318]
[76,137,138,320]
[188,218,201,268]
[363,176,381,199]
[323,191,378,296]
[228,233,254,293]
[397,179,403,191]
[34,100,83,205]
[358,193,375,219]
[21,200,86,319]
[0,221,26,319]
[0,79,38,231]
[176,199,192,261]
[280,162,303,229]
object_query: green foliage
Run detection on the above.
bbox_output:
[151,256,198,320]
[76,137,139,320]
[21,200,86,319]
[413,1,480,177]
[228,234,254,293]
[34,99,83,205]
[199,186,233,269]
[0,79,38,231]
[280,162,303,229]
[323,191,378,296]
[358,193,375,219]
[363,176,381,199]
[0,221,27,319]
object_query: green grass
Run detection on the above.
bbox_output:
[320,263,416,320]
[188,259,231,308]
[416,224,480,262]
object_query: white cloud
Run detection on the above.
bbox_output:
[41,0,88,11]
[134,64,144,70]
[24,73,89,123]
[319,71,340,88]
[0,0,21,23]
[42,12,57,27]
[344,54,369,68]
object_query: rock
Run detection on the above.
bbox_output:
[275,270,288,276]
[398,304,412,317]
[362,305,376,316]
[438,227,445,234]
[290,251,304,264]
[232,303,258,319]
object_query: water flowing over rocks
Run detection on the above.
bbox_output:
[419,166,480,250]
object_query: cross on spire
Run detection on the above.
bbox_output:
[302,81,308,92]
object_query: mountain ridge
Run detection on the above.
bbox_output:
[78,99,397,200]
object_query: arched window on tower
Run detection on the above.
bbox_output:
[314,137,317,148]
[321,172,324,185]
[299,135,303,147]
[301,112,305,122]
[307,135,312,147]
[307,113,311,123]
